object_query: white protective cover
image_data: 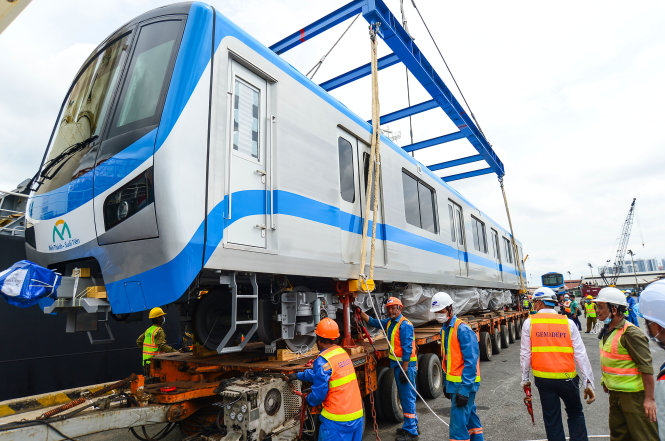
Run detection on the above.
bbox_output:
[401,284,513,326]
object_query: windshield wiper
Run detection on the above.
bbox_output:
[33,135,99,189]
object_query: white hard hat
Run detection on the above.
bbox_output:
[637,283,665,328]
[430,291,454,312]
[592,287,628,307]
[532,287,557,304]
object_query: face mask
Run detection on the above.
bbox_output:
[435,314,448,323]
[603,317,612,325]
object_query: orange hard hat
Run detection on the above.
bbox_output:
[315,318,340,339]
[385,297,403,308]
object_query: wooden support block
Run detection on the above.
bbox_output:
[345,346,365,356]
[271,345,319,361]
[72,267,91,278]
[86,286,107,299]
[193,343,218,358]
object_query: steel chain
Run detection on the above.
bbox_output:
[353,312,381,441]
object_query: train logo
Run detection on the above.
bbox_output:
[52,219,71,243]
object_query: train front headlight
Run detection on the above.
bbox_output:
[103,167,154,231]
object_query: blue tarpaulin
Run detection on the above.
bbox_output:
[0,260,60,308]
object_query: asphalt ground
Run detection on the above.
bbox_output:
[363,319,665,441]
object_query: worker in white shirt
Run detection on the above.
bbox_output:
[520,287,596,441]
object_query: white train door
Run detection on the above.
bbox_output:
[225,62,268,248]
[357,140,386,267]
[491,228,503,281]
[448,200,468,277]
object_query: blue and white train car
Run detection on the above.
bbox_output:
[25,2,524,352]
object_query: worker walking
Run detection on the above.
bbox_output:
[635,281,665,441]
[624,290,639,326]
[520,287,595,441]
[361,297,418,440]
[430,292,484,441]
[593,287,658,441]
[136,307,176,376]
[570,295,582,331]
[584,296,597,333]
[290,318,363,441]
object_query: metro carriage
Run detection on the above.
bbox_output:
[25,2,524,353]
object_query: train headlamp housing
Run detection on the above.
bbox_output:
[103,167,154,231]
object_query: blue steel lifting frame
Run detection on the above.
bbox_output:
[270,0,504,182]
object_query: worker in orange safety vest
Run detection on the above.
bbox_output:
[521,287,596,441]
[290,318,364,441]
[430,291,483,441]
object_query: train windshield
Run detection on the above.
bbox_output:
[542,273,564,287]
[36,35,130,195]
[36,18,184,196]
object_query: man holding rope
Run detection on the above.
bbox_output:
[360,297,419,440]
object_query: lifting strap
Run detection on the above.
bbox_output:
[499,177,527,294]
[359,23,382,281]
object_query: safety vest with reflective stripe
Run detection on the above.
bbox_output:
[319,346,364,422]
[142,325,160,366]
[563,301,572,314]
[523,299,529,308]
[388,316,417,362]
[599,322,643,392]
[530,313,576,379]
[442,319,480,383]
[585,302,596,317]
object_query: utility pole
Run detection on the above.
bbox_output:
[627,249,639,293]
[587,263,594,281]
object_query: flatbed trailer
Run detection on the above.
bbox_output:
[0,309,528,440]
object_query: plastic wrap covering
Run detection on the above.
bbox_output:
[400,284,514,327]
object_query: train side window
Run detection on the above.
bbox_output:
[502,237,514,264]
[448,204,456,242]
[401,170,438,233]
[491,229,501,260]
[337,137,355,203]
[363,153,376,210]
[402,171,420,227]
[471,216,487,253]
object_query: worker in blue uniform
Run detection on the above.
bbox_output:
[624,290,639,326]
[289,318,364,441]
[361,297,419,440]
[430,291,484,441]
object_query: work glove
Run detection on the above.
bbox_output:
[399,371,408,384]
[520,380,531,389]
[584,387,596,404]
[288,372,299,382]
[455,394,469,407]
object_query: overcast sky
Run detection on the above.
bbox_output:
[1,0,664,286]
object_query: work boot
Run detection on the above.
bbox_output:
[395,431,419,441]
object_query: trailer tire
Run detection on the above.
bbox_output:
[500,324,510,348]
[379,368,403,423]
[479,331,492,361]
[373,366,389,421]
[417,353,443,399]
[491,327,502,354]
[508,321,516,344]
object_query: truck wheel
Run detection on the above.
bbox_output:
[379,368,403,423]
[500,324,510,348]
[373,366,389,421]
[417,353,443,399]
[491,327,502,354]
[507,321,516,344]
[479,331,492,361]
[515,317,523,339]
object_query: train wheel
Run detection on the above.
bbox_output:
[373,366,389,421]
[417,353,443,399]
[491,327,502,354]
[379,368,403,423]
[500,324,510,348]
[507,321,516,344]
[479,331,492,361]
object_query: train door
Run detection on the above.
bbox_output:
[358,141,386,267]
[225,62,268,248]
[448,200,468,277]
[491,228,503,281]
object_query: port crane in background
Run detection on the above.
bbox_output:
[600,198,636,286]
